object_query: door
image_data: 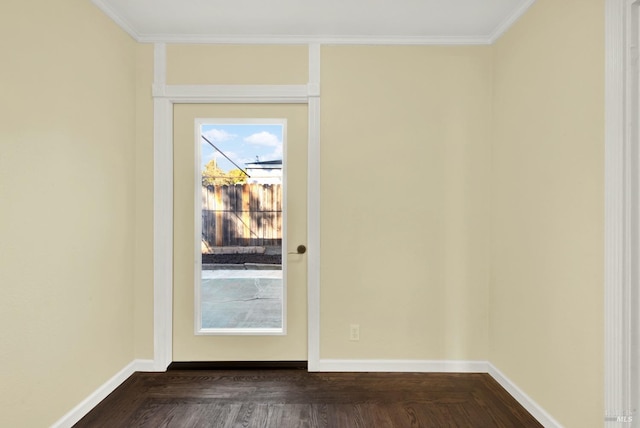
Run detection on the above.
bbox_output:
[173,103,308,361]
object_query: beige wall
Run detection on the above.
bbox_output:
[0,0,137,426]
[320,46,492,359]
[490,1,604,426]
[144,45,493,363]
[166,44,308,85]
[159,45,493,362]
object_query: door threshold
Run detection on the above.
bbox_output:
[168,361,308,371]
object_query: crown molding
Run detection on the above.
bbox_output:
[92,1,537,46]
[137,33,493,45]
[488,0,537,43]
[91,0,140,40]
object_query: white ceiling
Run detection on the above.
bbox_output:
[91,0,535,44]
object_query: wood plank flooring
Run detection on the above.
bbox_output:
[74,369,542,427]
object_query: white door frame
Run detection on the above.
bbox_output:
[151,43,321,371]
[605,0,640,423]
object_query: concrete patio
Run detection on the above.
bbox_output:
[200,269,283,329]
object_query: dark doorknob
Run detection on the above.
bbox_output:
[288,245,306,254]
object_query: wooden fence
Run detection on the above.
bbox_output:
[202,184,282,248]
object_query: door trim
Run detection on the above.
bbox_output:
[605,0,640,421]
[152,43,321,371]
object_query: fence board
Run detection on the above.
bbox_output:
[202,184,282,249]
[242,184,251,244]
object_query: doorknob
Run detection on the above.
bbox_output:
[288,245,306,255]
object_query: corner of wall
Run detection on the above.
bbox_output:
[50,360,156,428]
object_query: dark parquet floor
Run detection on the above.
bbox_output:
[74,369,543,427]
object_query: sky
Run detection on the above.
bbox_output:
[200,123,283,172]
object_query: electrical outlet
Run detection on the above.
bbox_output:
[350,324,360,341]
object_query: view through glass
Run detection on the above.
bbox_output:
[196,120,285,334]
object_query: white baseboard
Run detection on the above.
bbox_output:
[487,362,563,428]
[316,359,488,373]
[134,358,159,372]
[50,359,156,428]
